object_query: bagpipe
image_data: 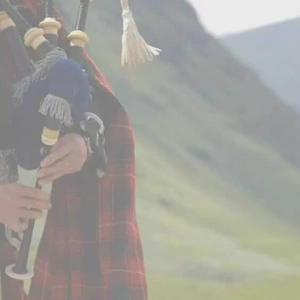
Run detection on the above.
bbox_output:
[0,0,94,281]
[0,0,161,283]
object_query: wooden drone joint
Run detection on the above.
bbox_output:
[24,27,46,50]
[39,18,61,35]
[0,12,15,31]
[68,30,89,48]
[41,127,59,146]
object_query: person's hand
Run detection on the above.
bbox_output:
[0,183,51,233]
[37,133,88,186]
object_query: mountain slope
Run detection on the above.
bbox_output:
[42,1,300,298]
[221,17,300,111]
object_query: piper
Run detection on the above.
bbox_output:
[0,1,152,300]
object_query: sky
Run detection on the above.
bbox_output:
[188,0,300,36]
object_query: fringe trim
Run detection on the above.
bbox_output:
[121,4,161,66]
[39,94,73,126]
[13,47,67,103]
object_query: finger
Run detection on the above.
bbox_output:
[50,139,64,152]
[40,145,70,168]
[20,198,52,210]
[38,160,69,180]
[38,172,64,186]
[18,208,43,220]
[9,221,28,234]
[17,185,50,201]
[38,154,72,179]
[18,220,29,232]
[38,155,74,183]
[37,165,60,180]
[20,218,28,230]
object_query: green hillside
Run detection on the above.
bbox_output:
[221,17,300,112]
[30,1,300,299]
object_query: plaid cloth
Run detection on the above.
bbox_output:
[0,1,148,299]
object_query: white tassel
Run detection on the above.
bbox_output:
[13,47,67,103]
[39,94,73,126]
[120,0,161,66]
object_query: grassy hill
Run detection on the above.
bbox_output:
[29,1,300,299]
[221,17,300,112]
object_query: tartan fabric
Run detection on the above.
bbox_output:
[0,1,148,299]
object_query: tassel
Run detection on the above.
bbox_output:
[120,0,161,66]
[39,94,73,126]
